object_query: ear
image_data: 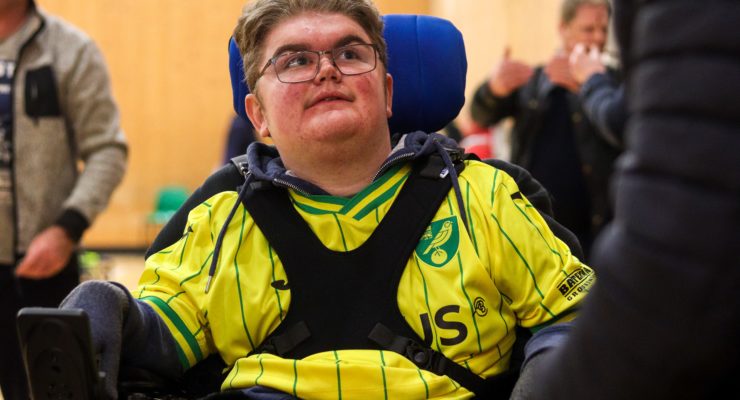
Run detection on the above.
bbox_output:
[245,93,270,138]
[559,20,569,42]
[385,72,393,118]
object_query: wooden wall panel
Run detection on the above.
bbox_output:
[37,0,247,248]
[36,0,563,248]
[375,0,430,15]
[35,1,431,248]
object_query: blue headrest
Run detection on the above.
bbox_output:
[229,14,466,134]
[229,14,468,133]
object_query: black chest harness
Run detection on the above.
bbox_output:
[234,155,516,398]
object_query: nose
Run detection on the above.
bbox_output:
[593,29,607,50]
[314,53,342,82]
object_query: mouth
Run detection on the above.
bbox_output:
[308,92,352,108]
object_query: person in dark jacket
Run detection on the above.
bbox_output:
[525,0,740,398]
[470,0,619,261]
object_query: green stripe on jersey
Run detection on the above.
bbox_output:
[334,350,343,400]
[353,173,407,220]
[140,296,202,367]
[233,208,256,349]
[490,212,545,299]
[338,164,404,214]
[179,251,213,286]
[289,164,406,218]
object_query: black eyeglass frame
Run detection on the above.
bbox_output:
[257,43,379,84]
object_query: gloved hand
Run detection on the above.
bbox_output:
[60,280,185,399]
[60,280,130,399]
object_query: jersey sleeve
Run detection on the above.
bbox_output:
[134,194,233,370]
[482,167,595,330]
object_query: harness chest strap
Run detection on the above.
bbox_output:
[236,155,506,396]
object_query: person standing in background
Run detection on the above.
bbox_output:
[532,0,740,397]
[0,1,127,398]
[470,0,620,262]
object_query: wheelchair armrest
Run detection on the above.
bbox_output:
[17,308,104,400]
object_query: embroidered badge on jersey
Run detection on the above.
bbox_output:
[415,216,459,267]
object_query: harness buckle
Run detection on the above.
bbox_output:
[404,341,447,374]
[253,340,278,356]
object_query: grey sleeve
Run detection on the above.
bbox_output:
[579,73,626,148]
[61,38,128,225]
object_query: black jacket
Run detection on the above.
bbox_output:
[533,0,740,398]
[470,67,622,242]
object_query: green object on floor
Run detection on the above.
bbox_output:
[148,186,189,225]
[79,250,100,271]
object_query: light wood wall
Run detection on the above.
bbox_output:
[36,0,559,249]
[37,0,248,248]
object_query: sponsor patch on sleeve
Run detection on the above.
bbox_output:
[557,267,595,301]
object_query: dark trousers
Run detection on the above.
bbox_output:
[202,387,299,400]
[0,256,79,400]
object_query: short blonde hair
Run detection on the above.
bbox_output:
[234,0,387,92]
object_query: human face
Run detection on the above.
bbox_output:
[560,4,609,53]
[244,12,393,166]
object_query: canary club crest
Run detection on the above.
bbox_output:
[416,217,459,267]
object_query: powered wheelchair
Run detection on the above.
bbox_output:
[17,13,581,400]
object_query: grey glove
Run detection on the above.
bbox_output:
[60,280,183,399]
[60,280,129,399]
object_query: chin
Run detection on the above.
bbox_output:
[308,115,364,138]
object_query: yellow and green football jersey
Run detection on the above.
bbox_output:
[136,160,594,399]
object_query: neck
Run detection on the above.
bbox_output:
[0,1,30,40]
[285,136,392,197]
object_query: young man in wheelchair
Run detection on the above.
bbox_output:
[49,0,594,398]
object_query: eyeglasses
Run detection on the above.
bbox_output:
[259,43,378,84]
